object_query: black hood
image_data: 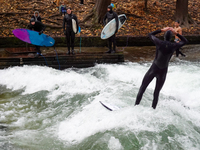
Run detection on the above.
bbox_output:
[108,5,113,13]
[164,30,172,41]
[30,18,35,22]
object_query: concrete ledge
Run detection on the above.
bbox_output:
[0,36,200,48]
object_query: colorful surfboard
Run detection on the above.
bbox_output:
[101,14,127,39]
[12,29,55,47]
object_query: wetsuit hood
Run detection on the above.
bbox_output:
[164,30,172,41]
[108,5,113,13]
[30,18,35,23]
[34,11,40,17]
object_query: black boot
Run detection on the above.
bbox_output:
[35,52,40,58]
[71,49,75,55]
[111,50,116,53]
[105,49,112,53]
[67,50,70,55]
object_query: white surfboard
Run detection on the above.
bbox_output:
[101,14,127,39]
[99,101,120,111]
[72,19,80,34]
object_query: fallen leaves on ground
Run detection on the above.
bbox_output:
[0,0,200,38]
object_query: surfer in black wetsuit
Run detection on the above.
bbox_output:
[103,5,119,53]
[135,27,188,109]
[29,18,46,57]
[63,7,79,55]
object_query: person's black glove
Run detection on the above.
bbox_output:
[39,30,43,35]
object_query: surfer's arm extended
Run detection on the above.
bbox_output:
[148,29,162,45]
[148,27,170,45]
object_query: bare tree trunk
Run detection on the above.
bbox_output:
[80,0,111,27]
[93,0,111,23]
[175,0,194,27]
[144,0,148,11]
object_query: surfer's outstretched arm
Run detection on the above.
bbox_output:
[148,27,171,45]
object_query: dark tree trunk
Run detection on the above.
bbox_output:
[93,0,111,23]
[175,0,194,27]
[144,0,148,11]
[80,0,111,28]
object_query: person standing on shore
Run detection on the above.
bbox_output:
[63,7,79,55]
[29,18,46,57]
[174,20,186,57]
[135,27,188,109]
[103,5,119,53]
[31,11,42,22]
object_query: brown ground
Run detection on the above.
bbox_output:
[0,0,200,38]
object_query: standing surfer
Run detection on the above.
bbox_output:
[135,27,188,109]
[103,5,119,53]
[29,18,46,57]
[63,7,79,55]
[174,20,186,57]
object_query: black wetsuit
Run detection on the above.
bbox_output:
[29,21,46,53]
[31,15,41,22]
[103,8,119,53]
[63,13,78,54]
[135,29,188,109]
[175,38,186,57]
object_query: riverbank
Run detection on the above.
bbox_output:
[0,36,200,48]
[1,44,199,64]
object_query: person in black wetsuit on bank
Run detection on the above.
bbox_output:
[29,18,46,57]
[63,7,79,55]
[135,27,188,109]
[103,5,119,53]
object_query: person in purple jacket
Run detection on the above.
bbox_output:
[135,27,188,109]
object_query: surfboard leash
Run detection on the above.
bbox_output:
[39,53,48,66]
[79,34,82,53]
[117,22,130,52]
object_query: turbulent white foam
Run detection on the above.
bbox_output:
[0,62,200,149]
[108,136,124,150]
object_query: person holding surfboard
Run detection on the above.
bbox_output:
[135,27,188,109]
[63,7,79,55]
[103,5,119,53]
[29,18,46,57]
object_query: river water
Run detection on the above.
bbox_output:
[0,53,200,149]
